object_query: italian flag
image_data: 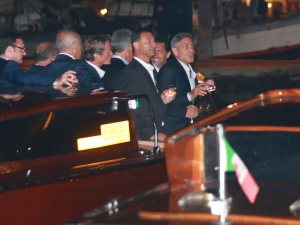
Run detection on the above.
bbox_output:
[222,136,260,204]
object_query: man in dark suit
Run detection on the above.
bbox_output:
[40,30,107,91]
[38,30,82,80]
[158,33,215,134]
[0,35,76,87]
[112,30,174,140]
[102,29,133,90]
[75,34,111,90]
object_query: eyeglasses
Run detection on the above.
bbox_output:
[12,45,26,51]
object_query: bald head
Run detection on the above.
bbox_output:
[35,42,57,66]
[55,30,82,59]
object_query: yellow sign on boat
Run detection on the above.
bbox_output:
[77,120,130,151]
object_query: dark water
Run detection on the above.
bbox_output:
[212,74,300,108]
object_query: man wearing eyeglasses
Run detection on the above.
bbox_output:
[0,35,77,87]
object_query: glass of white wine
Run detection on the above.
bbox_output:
[166,85,177,97]
[196,72,205,85]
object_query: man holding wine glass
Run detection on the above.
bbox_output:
[157,33,216,134]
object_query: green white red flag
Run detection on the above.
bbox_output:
[222,136,260,204]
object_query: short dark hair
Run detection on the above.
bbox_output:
[35,42,57,61]
[110,29,132,54]
[170,33,193,49]
[156,38,171,52]
[0,35,21,54]
[131,29,152,45]
[83,34,110,61]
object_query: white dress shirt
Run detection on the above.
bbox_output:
[134,56,156,86]
[177,59,196,102]
[86,61,106,78]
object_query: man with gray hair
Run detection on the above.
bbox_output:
[102,29,133,89]
[158,32,215,134]
[39,29,82,81]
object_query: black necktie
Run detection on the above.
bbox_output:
[153,68,159,83]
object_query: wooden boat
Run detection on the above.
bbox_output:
[66,88,300,225]
[0,89,167,225]
[213,15,300,59]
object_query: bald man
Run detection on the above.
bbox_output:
[36,30,82,80]
[27,42,57,74]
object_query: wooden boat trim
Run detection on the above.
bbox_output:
[226,125,300,133]
[169,88,300,143]
[0,91,127,121]
[0,152,165,192]
[139,211,300,225]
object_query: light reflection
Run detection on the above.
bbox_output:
[73,157,126,169]
[227,103,237,109]
[268,3,272,8]
[99,8,108,16]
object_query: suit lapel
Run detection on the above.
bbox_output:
[133,59,158,92]
[173,58,192,91]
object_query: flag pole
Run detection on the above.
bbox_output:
[216,124,229,223]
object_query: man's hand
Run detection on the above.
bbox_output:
[54,85,78,96]
[190,83,207,99]
[0,93,24,101]
[186,105,199,119]
[205,79,216,92]
[53,70,78,88]
[161,88,176,104]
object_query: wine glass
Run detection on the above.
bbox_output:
[196,72,205,84]
[166,85,177,97]
[190,73,206,124]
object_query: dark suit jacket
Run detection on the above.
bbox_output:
[35,54,105,90]
[114,58,165,140]
[0,58,14,87]
[157,58,195,134]
[26,64,46,75]
[74,60,105,90]
[0,57,54,86]
[101,57,127,90]
[102,57,126,75]
[40,54,77,79]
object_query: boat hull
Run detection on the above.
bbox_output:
[213,17,300,59]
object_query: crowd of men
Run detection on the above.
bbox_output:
[0,29,216,141]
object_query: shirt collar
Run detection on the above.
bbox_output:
[86,61,106,78]
[0,56,8,61]
[153,64,160,72]
[134,56,154,71]
[58,53,76,60]
[112,55,129,65]
[176,58,195,79]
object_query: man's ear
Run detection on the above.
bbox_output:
[132,42,139,51]
[171,48,178,57]
[93,52,102,61]
[6,45,14,54]
[166,51,171,59]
